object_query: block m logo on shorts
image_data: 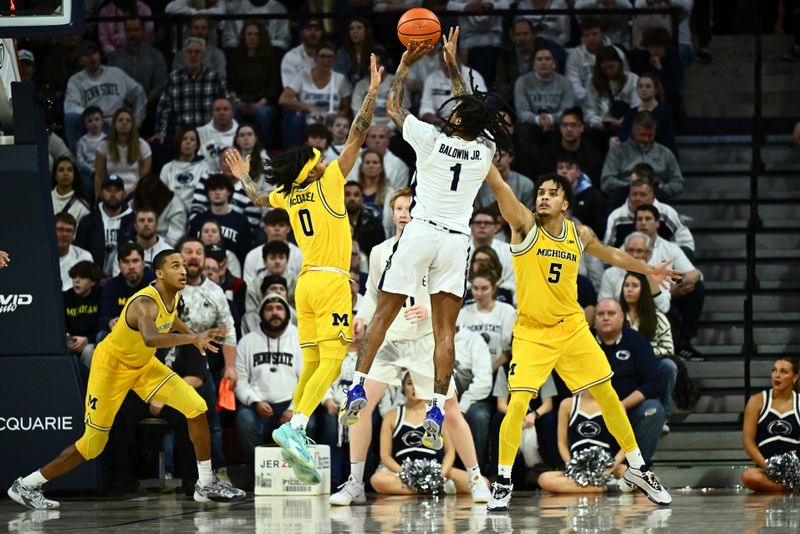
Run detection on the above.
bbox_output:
[332,312,350,327]
[88,395,98,410]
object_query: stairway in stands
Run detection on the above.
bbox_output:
[647,33,800,488]
[650,141,800,488]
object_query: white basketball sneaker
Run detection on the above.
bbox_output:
[329,476,366,506]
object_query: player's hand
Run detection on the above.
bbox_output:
[522,412,536,429]
[223,365,238,390]
[401,42,435,67]
[255,401,273,419]
[223,148,251,181]
[368,53,384,93]
[68,335,89,353]
[353,318,366,343]
[149,400,165,417]
[441,26,460,67]
[403,304,429,324]
[649,260,681,291]
[0,249,9,268]
[194,327,229,356]
[324,398,339,417]
[279,410,293,425]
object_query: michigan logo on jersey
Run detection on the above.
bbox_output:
[88,395,98,410]
[332,312,350,327]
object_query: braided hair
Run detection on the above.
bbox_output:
[437,74,514,154]
[265,145,317,197]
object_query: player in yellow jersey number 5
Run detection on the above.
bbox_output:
[484,169,680,511]
[225,54,384,485]
[8,250,245,509]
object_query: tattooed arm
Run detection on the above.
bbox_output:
[224,149,272,207]
[387,43,433,130]
[442,26,468,97]
[339,54,384,177]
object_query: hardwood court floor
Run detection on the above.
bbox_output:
[2,490,798,533]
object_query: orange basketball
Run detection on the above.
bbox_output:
[397,8,441,48]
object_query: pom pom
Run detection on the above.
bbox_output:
[398,458,447,495]
[764,451,800,493]
[564,446,615,487]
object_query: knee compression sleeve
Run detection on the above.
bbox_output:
[589,380,638,453]
[296,341,346,417]
[75,425,110,460]
[499,391,533,467]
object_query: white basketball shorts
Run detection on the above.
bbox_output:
[378,218,470,299]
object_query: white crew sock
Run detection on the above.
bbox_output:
[290,412,309,431]
[467,465,482,482]
[430,394,447,414]
[352,371,368,387]
[21,470,47,489]
[498,464,513,480]
[625,448,646,470]
[197,459,213,486]
[350,461,365,484]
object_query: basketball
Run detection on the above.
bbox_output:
[397,8,441,48]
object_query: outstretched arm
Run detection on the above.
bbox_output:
[442,26,468,96]
[486,165,535,237]
[387,43,434,130]
[224,148,272,207]
[339,53,384,177]
[579,225,680,289]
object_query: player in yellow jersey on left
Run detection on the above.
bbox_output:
[7,250,245,510]
[225,54,384,484]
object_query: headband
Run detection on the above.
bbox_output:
[295,147,322,184]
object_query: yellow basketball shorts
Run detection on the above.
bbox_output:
[295,270,354,348]
[80,343,207,436]
[507,314,613,396]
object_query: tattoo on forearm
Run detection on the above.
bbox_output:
[434,374,452,396]
[387,65,411,129]
[447,62,467,97]
[240,173,270,207]
[351,90,377,137]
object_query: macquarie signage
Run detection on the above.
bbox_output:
[0,356,96,490]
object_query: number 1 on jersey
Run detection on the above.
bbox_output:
[449,163,462,191]
[299,208,314,236]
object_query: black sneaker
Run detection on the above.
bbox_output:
[194,478,246,503]
[623,467,672,505]
[678,344,705,362]
[696,47,712,63]
[486,481,513,512]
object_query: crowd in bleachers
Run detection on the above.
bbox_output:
[35,0,717,494]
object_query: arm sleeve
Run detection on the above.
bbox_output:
[190,175,210,221]
[123,72,147,126]
[598,268,617,301]
[514,76,536,125]
[582,85,603,128]
[64,78,84,116]
[633,333,662,399]
[600,146,628,194]
[214,287,237,346]
[660,152,684,198]
[155,78,173,138]
[654,291,670,314]
[233,339,260,405]
[458,335,493,413]
[652,311,674,357]
[564,49,586,102]
[354,244,384,324]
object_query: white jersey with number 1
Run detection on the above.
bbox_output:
[402,115,496,234]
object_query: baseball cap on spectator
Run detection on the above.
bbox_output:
[17,50,34,64]
[101,175,125,189]
[205,243,227,263]
[300,18,323,30]
[78,40,100,57]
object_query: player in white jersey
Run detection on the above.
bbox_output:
[330,189,491,506]
[338,28,515,450]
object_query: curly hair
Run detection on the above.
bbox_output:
[437,73,514,155]
[265,145,318,197]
